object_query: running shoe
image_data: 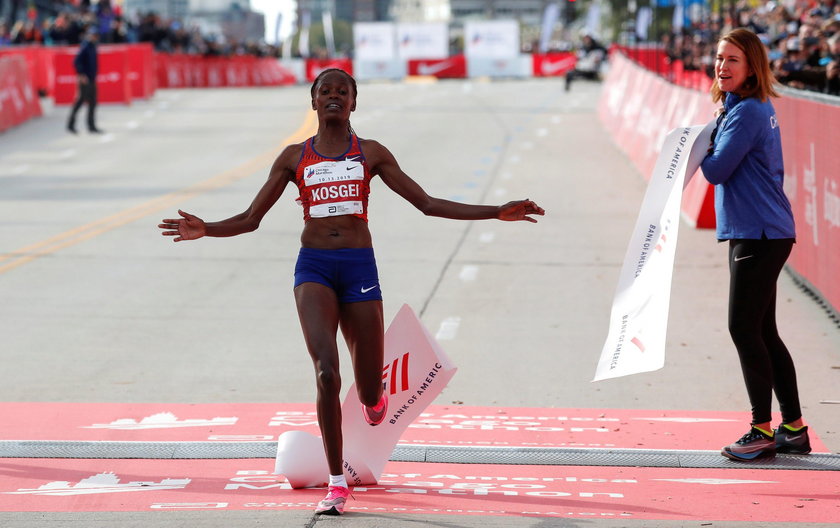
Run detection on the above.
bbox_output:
[775,424,812,454]
[362,393,388,426]
[315,485,349,515]
[721,427,776,461]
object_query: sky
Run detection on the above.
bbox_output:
[250,0,296,44]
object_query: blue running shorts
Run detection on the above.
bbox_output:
[294,247,383,303]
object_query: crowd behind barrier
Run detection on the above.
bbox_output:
[660,0,840,96]
[599,51,839,316]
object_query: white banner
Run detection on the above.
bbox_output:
[594,122,714,382]
[539,3,560,53]
[397,22,449,59]
[354,22,396,61]
[275,304,458,488]
[465,20,520,59]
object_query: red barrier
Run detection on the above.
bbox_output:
[154,54,296,88]
[775,96,840,311]
[598,52,716,228]
[406,55,467,79]
[127,43,155,99]
[305,58,354,82]
[0,55,42,132]
[53,44,132,105]
[532,52,576,77]
[0,46,45,95]
[601,50,840,313]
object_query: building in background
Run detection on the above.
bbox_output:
[124,0,190,20]
[297,0,393,23]
[390,0,450,22]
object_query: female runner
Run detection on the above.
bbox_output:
[159,68,544,514]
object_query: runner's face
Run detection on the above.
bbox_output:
[312,72,356,118]
[715,40,752,93]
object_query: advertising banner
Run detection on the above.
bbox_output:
[275,305,457,488]
[397,22,449,60]
[532,52,577,77]
[464,20,520,59]
[0,55,42,132]
[594,122,714,381]
[407,55,467,78]
[305,58,353,82]
[353,59,406,81]
[354,22,396,61]
[775,96,840,313]
[467,56,529,78]
[53,45,132,105]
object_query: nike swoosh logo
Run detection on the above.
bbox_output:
[733,255,754,262]
[541,57,576,74]
[361,285,378,293]
[418,61,454,76]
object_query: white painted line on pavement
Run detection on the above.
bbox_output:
[459,265,479,282]
[126,121,140,129]
[59,149,76,159]
[435,317,461,340]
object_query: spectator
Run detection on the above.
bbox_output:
[564,33,607,91]
[67,26,103,135]
[0,21,10,45]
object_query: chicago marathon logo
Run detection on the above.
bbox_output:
[82,412,238,430]
[3,472,191,496]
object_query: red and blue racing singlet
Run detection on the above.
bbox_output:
[294,134,372,222]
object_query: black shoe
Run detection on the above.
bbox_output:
[775,424,811,454]
[89,128,105,134]
[67,124,77,134]
[721,427,776,461]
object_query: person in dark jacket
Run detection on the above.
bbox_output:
[701,28,810,463]
[67,26,103,134]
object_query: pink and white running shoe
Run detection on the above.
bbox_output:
[315,485,349,515]
[362,393,388,426]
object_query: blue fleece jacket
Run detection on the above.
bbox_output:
[73,39,98,81]
[700,92,795,240]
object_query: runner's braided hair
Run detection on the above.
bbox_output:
[310,68,357,137]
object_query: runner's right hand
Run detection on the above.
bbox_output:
[158,210,206,242]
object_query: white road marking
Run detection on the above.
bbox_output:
[459,265,479,281]
[435,317,461,340]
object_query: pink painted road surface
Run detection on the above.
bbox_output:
[0,403,830,452]
[0,459,838,522]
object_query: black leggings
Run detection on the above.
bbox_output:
[728,238,801,425]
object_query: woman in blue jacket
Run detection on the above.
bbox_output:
[701,28,810,461]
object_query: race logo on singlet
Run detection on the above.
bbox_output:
[303,159,365,217]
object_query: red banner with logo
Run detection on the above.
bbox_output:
[532,52,576,77]
[304,58,354,82]
[155,54,296,88]
[775,96,840,311]
[0,55,42,132]
[53,44,132,105]
[407,55,467,78]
